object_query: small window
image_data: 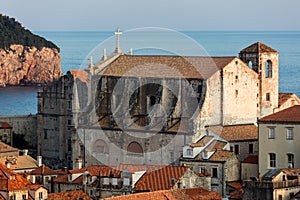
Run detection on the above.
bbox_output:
[248,61,253,68]
[112,178,118,185]
[22,194,26,200]
[269,153,276,168]
[123,178,130,186]
[266,93,270,101]
[266,60,273,78]
[234,145,239,155]
[39,192,43,199]
[286,128,294,140]
[44,129,48,139]
[200,167,206,174]
[170,151,174,163]
[90,190,93,196]
[268,127,275,139]
[249,144,254,154]
[103,178,109,185]
[278,195,282,200]
[212,168,218,178]
[187,149,193,156]
[235,90,238,97]
[235,75,238,80]
[288,154,294,168]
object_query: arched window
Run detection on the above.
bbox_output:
[265,60,272,78]
[92,139,108,154]
[248,60,253,69]
[127,141,143,154]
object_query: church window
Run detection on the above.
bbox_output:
[127,141,143,154]
[265,60,273,78]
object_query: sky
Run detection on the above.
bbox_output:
[0,0,299,31]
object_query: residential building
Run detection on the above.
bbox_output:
[243,168,300,200]
[0,122,12,146]
[258,105,300,176]
[180,134,240,197]
[241,155,258,181]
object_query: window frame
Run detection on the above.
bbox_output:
[212,167,218,178]
[269,153,276,168]
[234,144,239,155]
[286,127,294,140]
[268,127,275,139]
[249,143,254,154]
[287,153,294,168]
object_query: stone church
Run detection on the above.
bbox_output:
[37,30,297,169]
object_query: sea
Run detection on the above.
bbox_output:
[0,30,300,115]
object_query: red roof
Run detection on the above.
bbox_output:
[48,190,92,200]
[229,188,243,200]
[259,105,300,123]
[31,164,58,175]
[115,164,166,173]
[184,188,222,200]
[242,155,258,164]
[134,166,189,191]
[0,122,12,129]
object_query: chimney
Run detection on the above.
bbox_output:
[102,48,107,61]
[74,158,83,170]
[130,48,133,56]
[23,149,28,156]
[37,156,42,167]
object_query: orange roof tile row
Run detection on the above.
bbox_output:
[134,166,189,191]
[195,149,235,162]
[101,55,236,79]
[259,105,300,123]
[30,164,58,175]
[0,122,12,129]
[104,188,222,200]
[48,190,92,200]
[220,124,258,141]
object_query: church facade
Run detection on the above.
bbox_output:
[37,31,292,169]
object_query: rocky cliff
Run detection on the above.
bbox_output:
[0,44,61,87]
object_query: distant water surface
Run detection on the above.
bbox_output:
[0,31,299,115]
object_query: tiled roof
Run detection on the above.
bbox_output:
[205,140,227,152]
[190,136,214,148]
[0,163,31,191]
[184,188,222,200]
[48,190,92,200]
[70,70,88,83]
[259,105,300,123]
[195,150,234,162]
[227,181,242,189]
[104,189,188,200]
[219,124,258,141]
[242,155,258,164]
[104,188,222,200]
[0,122,12,129]
[134,166,189,191]
[30,164,58,175]
[116,164,166,173]
[0,141,19,153]
[0,155,38,171]
[229,188,243,200]
[27,184,45,191]
[101,55,236,79]
[240,42,277,53]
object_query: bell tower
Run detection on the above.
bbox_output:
[239,42,279,116]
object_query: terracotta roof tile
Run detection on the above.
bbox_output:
[0,155,38,171]
[70,70,88,83]
[229,188,243,200]
[115,164,166,173]
[48,190,92,200]
[190,136,214,148]
[240,42,277,53]
[184,188,222,200]
[101,55,235,79]
[259,105,300,123]
[134,166,189,191]
[205,140,227,152]
[30,164,57,175]
[195,150,234,162]
[219,124,258,141]
[0,122,12,129]
[227,181,242,189]
[242,155,258,164]
[0,141,19,153]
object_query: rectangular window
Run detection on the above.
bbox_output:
[266,93,270,101]
[212,168,218,178]
[288,154,294,168]
[44,129,48,139]
[249,144,254,154]
[268,127,275,139]
[200,167,206,174]
[234,145,239,155]
[123,178,130,186]
[22,195,26,200]
[103,178,109,185]
[269,153,276,168]
[286,128,294,140]
[278,195,282,200]
[112,178,118,185]
[39,192,43,198]
[90,190,93,196]
[187,149,193,156]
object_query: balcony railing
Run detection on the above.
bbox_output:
[244,180,300,189]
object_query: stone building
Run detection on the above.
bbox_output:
[258,105,300,176]
[38,29,292,169]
